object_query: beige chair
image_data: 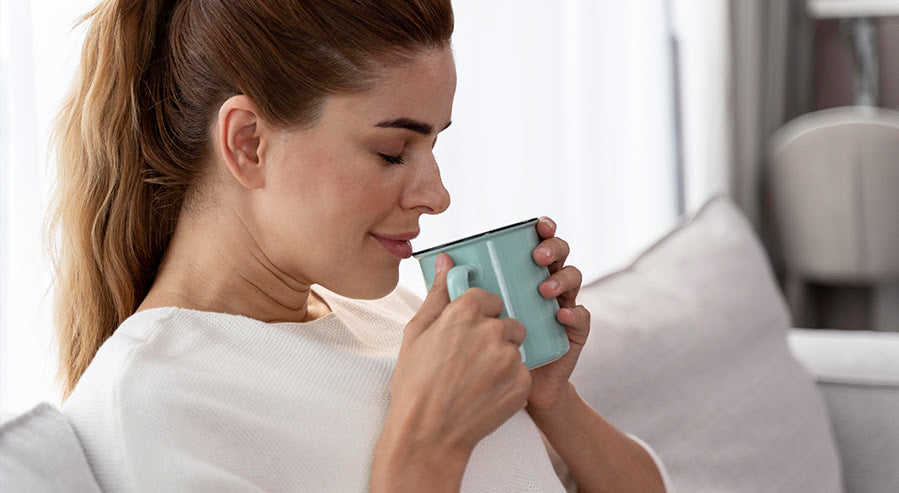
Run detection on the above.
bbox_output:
[768,106,899,326]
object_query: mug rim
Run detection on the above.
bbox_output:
[412,217,539,257]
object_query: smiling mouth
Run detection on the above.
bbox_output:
[371,234,414,259]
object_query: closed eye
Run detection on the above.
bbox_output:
[378,153,405,165]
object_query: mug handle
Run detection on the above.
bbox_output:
[446,264,478,300]
[446,262,528,364]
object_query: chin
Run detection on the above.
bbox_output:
[326,268,399,300]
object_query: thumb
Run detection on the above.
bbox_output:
[405,253,454,342]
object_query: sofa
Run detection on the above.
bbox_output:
[568,196,899,492]
[2,195,898,492]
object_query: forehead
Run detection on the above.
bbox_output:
[323,47,457,128]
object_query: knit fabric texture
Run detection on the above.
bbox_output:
[63,286,568,492]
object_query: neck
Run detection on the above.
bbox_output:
[136,206,331,323]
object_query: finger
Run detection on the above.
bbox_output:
[538,265,583,307]
[405,253,454,341]
[502,318,527,346]
[453,287,504,320]
[532,237,571,272]
[557,305,590,346]
[535,216,557,240]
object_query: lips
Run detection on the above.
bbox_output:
[371,231,418,259]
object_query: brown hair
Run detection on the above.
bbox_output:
[47,0,453,399]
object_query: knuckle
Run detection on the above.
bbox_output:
[441,302,461,319]
[483,317,505,335]
[442,304,473,326]
[567,265,583,281]
[472,289,503,313]
[474,288,501,303]
[466,287,489,298]
[450,293,478,312]
[545,237,568,255]
[508,319,526,341]
[458,287,488,305]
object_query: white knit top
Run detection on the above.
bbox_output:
[64,286,669,492]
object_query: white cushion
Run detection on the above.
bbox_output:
[0,402,101,492]
[571,195,844,492]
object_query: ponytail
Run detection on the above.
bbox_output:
[47,0,453,399]
[48,0,178,399]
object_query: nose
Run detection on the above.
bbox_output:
[402,154,451,215]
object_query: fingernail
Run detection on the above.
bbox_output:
[545,279,560,292]
[559,308,572,319]
[540,217,556,230]
[435,253,448,273]
[536,246,553,259]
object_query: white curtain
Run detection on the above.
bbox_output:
[0,0,680,419]
[670,0,732,214]
[0,0,95,420]
[399,0,680,296]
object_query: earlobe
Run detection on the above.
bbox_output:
[217,95,267,190]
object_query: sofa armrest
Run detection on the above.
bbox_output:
[788,328,899,493]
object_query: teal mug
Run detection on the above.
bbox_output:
[413,218,570,369]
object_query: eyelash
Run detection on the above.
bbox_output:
[378,153,405,166]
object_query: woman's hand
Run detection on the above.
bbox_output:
[527,217,591,412]
[372,254,531,492]
[524,222,666,492]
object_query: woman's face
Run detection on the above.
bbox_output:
[255,47,455,299]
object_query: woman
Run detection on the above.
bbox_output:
[50,0,670,491]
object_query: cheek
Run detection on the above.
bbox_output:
[270,144,406,240]
[278,153,359,213]
[326,164,406,215]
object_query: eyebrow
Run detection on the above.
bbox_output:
[374,118,452,135]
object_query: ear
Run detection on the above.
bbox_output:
[216,95,268,190]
